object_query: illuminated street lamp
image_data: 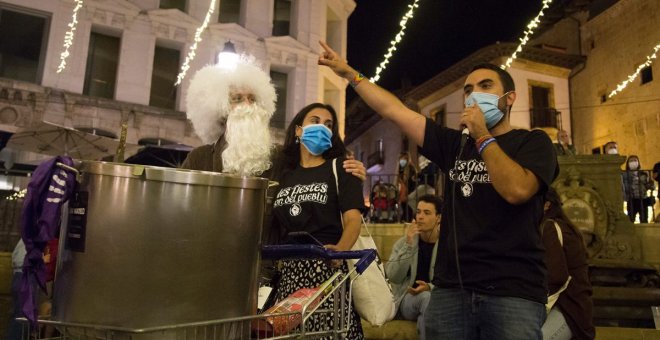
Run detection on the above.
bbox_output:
[217,40,238,69]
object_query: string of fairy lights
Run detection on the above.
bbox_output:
[50,0,656,102]
[608,43,660,98]
[4,189,26,201]
[501,0,553,70]
[56,0,84,73]
[175,0,217,86]
[370,0,420,83]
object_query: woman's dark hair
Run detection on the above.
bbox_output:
[273,103,347,180]
[625,155,640,170]
[544,187,583,243]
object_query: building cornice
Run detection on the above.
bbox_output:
[147,8,200,42]
[85,0,142,30]
[405,43,585,102]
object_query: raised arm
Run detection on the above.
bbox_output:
[318,41,426,147]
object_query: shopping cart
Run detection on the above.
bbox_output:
[18,244,377,340]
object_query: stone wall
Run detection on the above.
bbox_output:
[569,0,660,163]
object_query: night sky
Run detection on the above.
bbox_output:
[346,1,548,94]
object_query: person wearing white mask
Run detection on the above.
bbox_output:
[603,141,618,155]
[397,152,418,222]
[622,155,655,223]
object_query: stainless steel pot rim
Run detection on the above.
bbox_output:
[75,161,271,189]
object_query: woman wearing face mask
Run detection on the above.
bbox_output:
[269,103,365,338]
[622,155,655,223]
[397,152,418,222]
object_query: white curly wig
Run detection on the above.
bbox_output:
[185,57,277,144]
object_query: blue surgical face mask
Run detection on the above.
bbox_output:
[399,159,408,168]
[300,124,333,155]
[464,91,510,129]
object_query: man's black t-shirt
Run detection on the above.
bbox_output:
[420,118,558,303]
[272,158,365,245]
[415,238,435,284]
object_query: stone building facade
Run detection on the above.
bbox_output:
[0,0,355,167]
[566,0,659,165]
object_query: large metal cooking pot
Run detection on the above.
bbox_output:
[52,161,269,330]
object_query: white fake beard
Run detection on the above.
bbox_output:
[222,104,272,176]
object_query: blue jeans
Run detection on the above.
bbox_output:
[399,291,431,340]
[424,288,545,340]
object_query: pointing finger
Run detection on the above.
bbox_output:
[319,40,332,54]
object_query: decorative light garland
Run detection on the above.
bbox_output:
[608,43,660,98]
[370,0,420,83]
[501,0,553,70]
[175,0,217,86]
[56,0,84,73]
[5,189,27,201]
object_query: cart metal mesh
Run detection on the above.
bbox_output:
[19,245,377,340]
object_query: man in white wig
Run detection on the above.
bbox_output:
[182,57,366,180]
[183,57,276,176]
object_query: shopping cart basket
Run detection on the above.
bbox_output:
[18,244,377,340]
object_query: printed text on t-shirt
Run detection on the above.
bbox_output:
[274,182,329,207]
[449,159,491,197]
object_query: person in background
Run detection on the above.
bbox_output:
[541,188,594,340]
[417,155,440,188]
[319,41,557,339]
[408,155,439,212]
[603,141,618,155]
[386,194,442,340]
[269,103,364,338]
[397,152,418,222]
[554,130,576,156]
[622,155,655,223]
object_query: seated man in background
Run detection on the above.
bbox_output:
[385,194,442,340]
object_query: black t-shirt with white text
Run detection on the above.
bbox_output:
[420,118,558,303]
[272,158,365,245]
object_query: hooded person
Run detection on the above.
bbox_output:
[182,56,277,176]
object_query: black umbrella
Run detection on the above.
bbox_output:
[124,144,192,168]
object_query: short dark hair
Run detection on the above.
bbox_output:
[417,194,443,215]
[471,63,515,93]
